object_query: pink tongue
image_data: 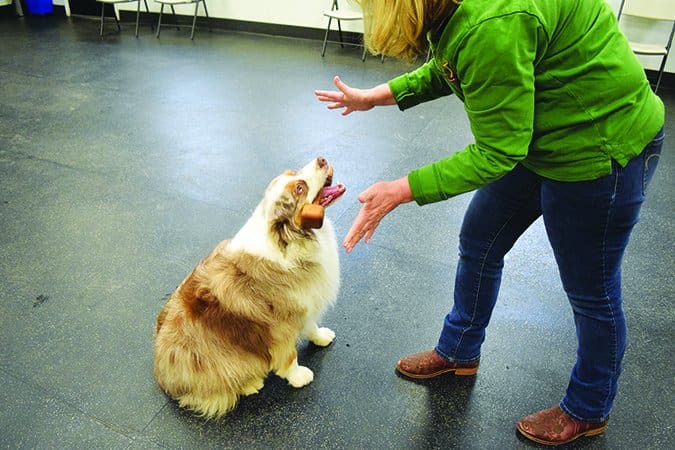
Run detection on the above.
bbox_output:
[320,183,346,206]
[323,184,341,196]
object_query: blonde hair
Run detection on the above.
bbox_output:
[358,0,461,62]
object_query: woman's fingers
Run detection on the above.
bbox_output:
[343,213,366,250]
[314,88,352,114]
[314,76,349,102]
[344,215,379,250]
[333,75,347,92]
[343,213,368,252]
[342,186,385,252]
[316,76,369,116]
[314,90,342,101]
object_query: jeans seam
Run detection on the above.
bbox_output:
[451,208,520,359]
[599,169,619,416]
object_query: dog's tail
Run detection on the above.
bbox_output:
[154,352,244,419]
[176,392,240,419]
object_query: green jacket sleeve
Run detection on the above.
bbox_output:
[408,13,543,205]
[388,58,453,110]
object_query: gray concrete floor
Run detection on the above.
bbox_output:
[1,12,673,450]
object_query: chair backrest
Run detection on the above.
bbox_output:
[619,0,675,22]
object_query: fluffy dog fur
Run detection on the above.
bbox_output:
[153,157,344,419]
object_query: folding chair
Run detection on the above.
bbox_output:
[617,0,675,93]
[321,0,368,61]
[155,0,211,40]
[96,0,152,38]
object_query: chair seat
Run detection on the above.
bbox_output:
[96,0,138,4]
[323,10,362,21]
[155,0,200,4]
[630,42,668,55]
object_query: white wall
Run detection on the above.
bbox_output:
[112,0,672,74]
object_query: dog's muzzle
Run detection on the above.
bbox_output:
[299,166,346,229]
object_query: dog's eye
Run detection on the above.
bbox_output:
[295,183,306,196]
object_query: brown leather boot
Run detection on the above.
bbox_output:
[395,349,479,379]
[517,406,608,446]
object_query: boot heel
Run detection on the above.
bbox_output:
[454,366,478,376]
[584,425,608,437]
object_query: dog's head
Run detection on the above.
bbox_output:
[261,157,346,244]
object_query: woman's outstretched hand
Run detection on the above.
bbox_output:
[343,177,414,253]
[314,76,396,116]
[315,75,405,252]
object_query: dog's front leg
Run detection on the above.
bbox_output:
[275,348,314,388]
[303,321,335,347]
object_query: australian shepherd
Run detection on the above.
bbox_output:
[153,156,346,418]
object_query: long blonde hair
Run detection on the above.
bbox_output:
[357,0,460,62]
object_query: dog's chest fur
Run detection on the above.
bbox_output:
[228,206,340,314]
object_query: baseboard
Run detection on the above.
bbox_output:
[117,11,363,44]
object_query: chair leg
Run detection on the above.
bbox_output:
[170,5,180,30]
[321,17,333,57]
[156,4,163,38]
[100,3,105,36]
[202,0,211,32]
[113,5,121,31]
[143,0,154,31]
[337,19,344,48]
[135,0,140,38]
[654,60,667,94]
[190,1,198,40]
[655,23,675,94]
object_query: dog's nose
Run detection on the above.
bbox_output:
[317,157,328,168]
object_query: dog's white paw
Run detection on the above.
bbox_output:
[287,366,314,388]
[309,327,335,347]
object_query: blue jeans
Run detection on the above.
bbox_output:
[435,129,664,422]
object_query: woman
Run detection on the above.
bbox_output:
[314,0,664,446]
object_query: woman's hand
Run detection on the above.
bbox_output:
[343,177,414,253]
[314,76,396,116]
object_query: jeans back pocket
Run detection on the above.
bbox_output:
[642,128,664,194]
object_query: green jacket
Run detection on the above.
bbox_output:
[389,0,665,205]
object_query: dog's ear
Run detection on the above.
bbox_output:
[270,180,313,248]
[271,180,309,220]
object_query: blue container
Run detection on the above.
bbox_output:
[25,0,53,14]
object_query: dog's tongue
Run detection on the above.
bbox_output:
[319,183,346,207]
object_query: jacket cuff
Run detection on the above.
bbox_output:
[388,75,422,111]
[407,168,444,206]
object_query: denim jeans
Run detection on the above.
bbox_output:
[435,128,664,422]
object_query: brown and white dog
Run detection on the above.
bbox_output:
[153,157,346,419]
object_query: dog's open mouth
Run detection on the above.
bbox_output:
[317,167,346,207]
[298,163,346,229]
[318,183,346,207]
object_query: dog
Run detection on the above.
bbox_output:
[153,156,346,418]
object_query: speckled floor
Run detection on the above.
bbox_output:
[1,12,673,450]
